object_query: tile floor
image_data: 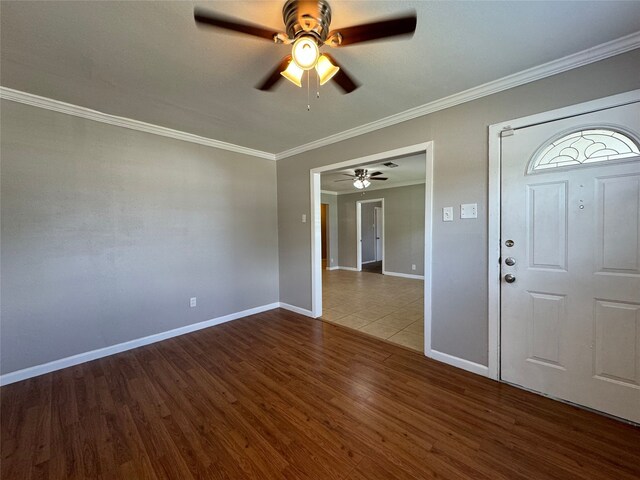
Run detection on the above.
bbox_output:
[321,269,424,351]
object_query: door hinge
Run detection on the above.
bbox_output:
[500,127,515,137]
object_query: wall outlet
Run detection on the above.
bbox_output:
[443,206,453,222]
[330,258,333,263]
[302,214,307,223]
[411,264,416,271]
[190,297,197,308]
[460,203,478,219]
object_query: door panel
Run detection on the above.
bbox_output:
[596,175,640,274]
[528,292,566,368]
[594,300,640,387]
[501,101,640,423]
[527,182,567,270]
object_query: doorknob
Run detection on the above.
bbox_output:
[504,274,516,283]
[505,257,516,266]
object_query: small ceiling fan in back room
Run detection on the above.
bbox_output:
[194,0,417,95]
[334,168,388,189]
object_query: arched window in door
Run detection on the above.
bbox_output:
[529,128,639,172]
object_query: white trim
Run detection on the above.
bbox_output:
[423,143,434,362]
[356,198,384,272]
[310,172,323,318]
[326,266,339,271]
[0,87,276,161]
[487,89,640,382]
[276,32,640,160]
[383,270,425,280]
[320,190,338,196]
[336,266,359,271]
[429,349,490,377]
[278,302,315,318]
[0,302,280,386]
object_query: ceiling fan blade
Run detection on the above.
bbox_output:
[334,179,355,182]
[328,14,417,46]
[194,8,280,41]
[341,173,356,177]
[322,54,360,94]
[369,171,385,177]
[369,177,388,181]
[255,56,292,91]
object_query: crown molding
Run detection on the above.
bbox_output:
[320,190,338,196]
[0,87,276,161]
[2,32,638,162]
[275,31,640,160]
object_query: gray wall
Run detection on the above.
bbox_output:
[0,100,279,374]
[338,185,425,275]
[276,50,640,366]
[320,192,338,268]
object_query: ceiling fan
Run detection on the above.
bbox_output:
[334,168,388,189]
[194,0,417,94]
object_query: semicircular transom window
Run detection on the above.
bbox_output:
[530,129,640,172]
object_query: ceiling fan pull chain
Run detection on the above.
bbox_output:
[316,71,320,99]
[307,70,311,111]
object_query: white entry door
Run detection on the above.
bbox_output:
[374,206,383,261]
[501,101,640,423]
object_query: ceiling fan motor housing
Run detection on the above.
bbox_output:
[283,0,332,44]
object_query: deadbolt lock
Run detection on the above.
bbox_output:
[504,274,516,283]
[505,239,514,247]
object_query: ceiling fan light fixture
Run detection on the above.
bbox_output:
[280,59,304,87]
[353,178,371,189]
[291,36,319,70]
[316,54,340,85]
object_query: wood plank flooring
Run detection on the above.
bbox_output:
[2,308,639,479]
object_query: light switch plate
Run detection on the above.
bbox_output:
[302,214,307,223]
[460,203,478,219]
[443,206,453,222]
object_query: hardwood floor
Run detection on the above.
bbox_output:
[2,308,639,479]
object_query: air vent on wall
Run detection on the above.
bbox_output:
[383,162,399,168]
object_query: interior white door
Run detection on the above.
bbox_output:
[500,101,640,423]
[375,206,383,261]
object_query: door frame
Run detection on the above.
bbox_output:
[310,142,434,355]
[356,199,384,271]
[374,206,383,262]
[487,89,640,381]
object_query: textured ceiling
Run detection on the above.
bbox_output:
[2,1,639,154]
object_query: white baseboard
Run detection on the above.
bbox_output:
[326,266,339,271]
[383,270,425,280]
[428,349,489,377]
[278,302,315,318]
[361,260,377,264]
[337,266,359,271]
[0,302,280,386]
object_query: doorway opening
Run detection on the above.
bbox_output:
[310,142,433,354]
[357,199,383,274]
[321,203,329,270]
